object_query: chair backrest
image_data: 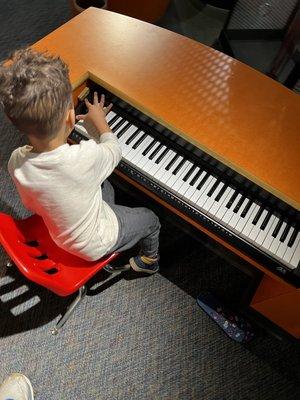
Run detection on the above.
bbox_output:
[0,213,118,296]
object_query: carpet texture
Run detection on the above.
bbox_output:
[0,1,300,399]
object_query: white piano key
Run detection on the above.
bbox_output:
[234,203,258,233]
[128,136,153,165]
[160,155,183,184]
[177,160,193,178]
[222,193,242,225]
[166,161,191,190]
[276,226,294,259]
[283,230,300,263]
[115,122,131,137]
[195,177,217,208]
[269,222,287,255]
[210,182,224,200]
[290,238,300,269]
[189,174,212,204]
[135,136,153,161]
[201,181,223,213]
[241,204,261,237]
[142,145,167,175]
[261,216,279,251]
[227,198,249,229]
[177,166,200,196]
[214,188,235,220]
[248,209,268,242]
[123,131,145,158]
[121,131,143,157]
[117,125,137,144]
[110,116,123,129]
[180,168,203,199]
[206,185,231,217]
[153,150,175,180]
[117,125,135,143]
[255,215,277,246]
[169,156,184,175]
[74,121,89,138]
[138,142,162,169]
[106,111,116,122]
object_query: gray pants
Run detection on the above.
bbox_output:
[102,180,161,257]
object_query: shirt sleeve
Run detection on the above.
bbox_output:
[84,134,122,183]
[7,149,18,177]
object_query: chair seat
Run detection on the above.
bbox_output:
[0,213,119,296]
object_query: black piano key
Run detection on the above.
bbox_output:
[272,219,283,238]
[182,164,196,182]
[196,173,209,190]
[116,122,131,138]
[190,169,202,186]
[207,180,221,197]
[132,133,148,149]
[150,143,163,160]
[173,158,186,175]
[166,153,179,171]
[155,147,169,164]
[112,118,126,132]
[108,114,119,126]
[214,183,227,201]
[260,210,272,230]
[233,196,245,213]
[240,200,252,218]
[125,129,141,145]
[226,191,238,209]
[142,139,157,156]
[280,223,291,243]
[252,206,263,225]
[287,228,298,247]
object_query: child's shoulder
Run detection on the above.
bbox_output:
[9,145,28,161]
[8,146,26,172]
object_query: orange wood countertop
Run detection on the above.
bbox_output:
[33,8,300,210]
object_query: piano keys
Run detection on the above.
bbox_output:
[69,82,300,287]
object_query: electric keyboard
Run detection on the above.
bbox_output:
[69,86,300,286]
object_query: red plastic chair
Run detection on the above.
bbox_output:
[0,212,126,334]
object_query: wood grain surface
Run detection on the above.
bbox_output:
[33,7,300,210]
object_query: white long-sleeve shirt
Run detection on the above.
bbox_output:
[8,132,122,261]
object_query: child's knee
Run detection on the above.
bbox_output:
[142,208,160,230]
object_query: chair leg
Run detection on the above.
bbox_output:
[51,266,125,335]
[51,285,87,335]
[103,263,130,273]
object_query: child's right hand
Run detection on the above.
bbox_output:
[76,92,113,135]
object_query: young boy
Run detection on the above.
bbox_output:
[0,48,160,273]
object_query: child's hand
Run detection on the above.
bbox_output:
[76,92,113,135]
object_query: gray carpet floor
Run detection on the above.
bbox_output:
[0,1,300,399]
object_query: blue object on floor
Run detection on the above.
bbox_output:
[197,293,254,343]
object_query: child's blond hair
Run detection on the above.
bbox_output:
[0,48,72,137]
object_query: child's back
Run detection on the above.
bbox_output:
[9,139,120,260]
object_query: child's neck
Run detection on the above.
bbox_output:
[28,128,68,153]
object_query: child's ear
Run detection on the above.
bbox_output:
[67,108,75,128]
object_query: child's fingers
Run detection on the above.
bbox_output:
[84,98,91,108]
[104,103,113,115]
[94,92,98,105]
[99,94,105,108]
[76,114,86,120]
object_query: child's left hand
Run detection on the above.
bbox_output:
[76,92,113,135]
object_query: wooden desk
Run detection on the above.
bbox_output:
[33,8,300,339]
